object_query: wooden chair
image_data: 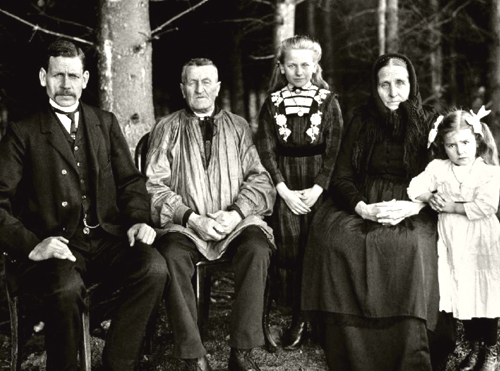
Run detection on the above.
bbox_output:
[2,253,93,371]
[135,133,276,350]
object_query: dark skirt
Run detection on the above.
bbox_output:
[323,317,432,371]
[271,153,323,305]
[302,177,445,369]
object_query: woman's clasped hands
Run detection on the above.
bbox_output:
[355,199,426,226]
[276,183,323,215]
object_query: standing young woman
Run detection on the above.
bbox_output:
[256,35,343,350]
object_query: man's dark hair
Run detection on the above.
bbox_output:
[44,39,86,71]
[181,58,218,84]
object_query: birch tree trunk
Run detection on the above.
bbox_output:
[430,0,443,111]
[490,0,500,146]
[97,0,154,153]
[274,0,298,49]
[386,0,398,53]
[378,0,387,55]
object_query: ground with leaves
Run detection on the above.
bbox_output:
[0,269,479,371]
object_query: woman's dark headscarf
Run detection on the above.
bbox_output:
[353,53,429,180]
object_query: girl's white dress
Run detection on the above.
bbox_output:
[408,158,500,319]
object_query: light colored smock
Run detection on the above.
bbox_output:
[146,108,276,260]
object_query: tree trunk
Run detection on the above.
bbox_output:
[306,0,316,37]
[229,0,246,119]
[230,39,246,118]
[386,0,398,53]
[97,0,154,153]
[378,0,387,55]
[321,0,336,90]
[430,0,443,111]
[490,0,500,147]
[274,0,297,49]
[248,89,258,134]
[448,16,458,107]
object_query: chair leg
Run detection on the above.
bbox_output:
[196,265,211,340]
[263,265,278,353]
[80,298,92,371]
[7,292,21,371]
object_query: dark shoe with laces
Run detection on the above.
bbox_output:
[181,355,212,371]
[282,319,307,351]
[228,348,261,371]
[459,341,483,371]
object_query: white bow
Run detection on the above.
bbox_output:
[427,115,444,148]
[465,105,490,137]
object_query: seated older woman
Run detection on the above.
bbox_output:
[302,53,455,370]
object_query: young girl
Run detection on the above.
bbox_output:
[408,107,500,371]
[255,35,343,350]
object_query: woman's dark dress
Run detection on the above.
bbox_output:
[302,105,443,370]
[256,85,343,304]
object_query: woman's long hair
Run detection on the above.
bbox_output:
[430,109,499,166]
[268,35,329,92]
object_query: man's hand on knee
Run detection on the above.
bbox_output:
[28,236,75,261]
[127,223,156,246]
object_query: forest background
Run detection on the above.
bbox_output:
[0,0,498,150]
[0,0,497,370]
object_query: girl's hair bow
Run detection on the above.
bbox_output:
[465,105,490,137]
[427,115,443,148]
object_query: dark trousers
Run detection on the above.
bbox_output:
[156,225,272,359]
[14,228,168,371]
[463,318,499,346]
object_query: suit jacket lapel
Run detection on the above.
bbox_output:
[41,106,78,172]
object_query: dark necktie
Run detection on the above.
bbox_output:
[199,117,213,163]
[53,106,78,140]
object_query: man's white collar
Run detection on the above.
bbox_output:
[49,99,79,113]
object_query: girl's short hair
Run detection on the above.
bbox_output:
[430,109,499,166]
[269,35,329,92]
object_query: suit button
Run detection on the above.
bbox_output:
[61,169,68,175]
[77,162,81,167]
[62,227,67,231]
[82,195,87,200]
[62,201,68,207]
[74,146,79,151]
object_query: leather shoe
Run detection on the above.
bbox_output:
[181,355,212,371]
[263,314,278,353]
[282,320,307,351]
[228,348,261,371]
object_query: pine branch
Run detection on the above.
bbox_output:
[0,8,94,46]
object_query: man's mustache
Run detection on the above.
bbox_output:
[55,90,76,98]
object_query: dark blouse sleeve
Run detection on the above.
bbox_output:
[330,112,368,213]
[255,98,284,186]
[314,94,344,190]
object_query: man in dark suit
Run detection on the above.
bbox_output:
[0,40,168,371]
